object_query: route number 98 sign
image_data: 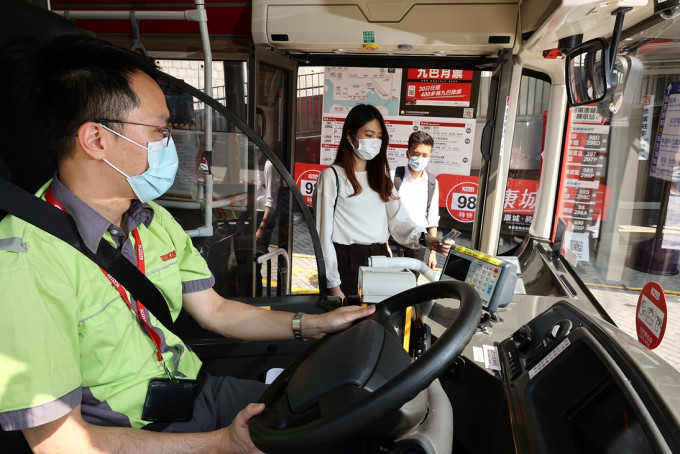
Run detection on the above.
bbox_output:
[296,168,320,207]
[446,181,478,223]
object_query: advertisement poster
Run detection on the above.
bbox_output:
[399,68,478,117]
[650,81,680,182]
[639,95,654,160]
[321,67,478,176]
[553,106,610,261]
[321,115,475,175]
[323,67,402,116]
[437,175,538,230]
[502,178,540,236]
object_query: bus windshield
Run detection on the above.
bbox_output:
[557,31,680,368]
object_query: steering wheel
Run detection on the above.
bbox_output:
[249,280,481,453]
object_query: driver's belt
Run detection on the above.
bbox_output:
[0,177,173,327]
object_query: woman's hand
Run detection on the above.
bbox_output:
[427,249,437,269]
[328,285,346,300]
[425,234,453,255]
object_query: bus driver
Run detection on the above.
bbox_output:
[0,36,374,453]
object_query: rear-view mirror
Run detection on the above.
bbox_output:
[565,38,611,106]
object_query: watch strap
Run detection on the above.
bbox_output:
[292,312,304,340]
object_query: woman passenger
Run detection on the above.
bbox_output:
[313,104,452,299]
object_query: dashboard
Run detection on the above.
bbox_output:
[499,302,660,453]
[426,239,680,453]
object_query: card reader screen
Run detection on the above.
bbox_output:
[442,255,472,281]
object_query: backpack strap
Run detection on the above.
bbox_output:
[394,166,405,191]
[426,171,436,219]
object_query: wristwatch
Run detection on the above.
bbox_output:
[292,312,304,340]
[419,231,428,246]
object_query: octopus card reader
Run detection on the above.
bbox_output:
[440,245,517,317]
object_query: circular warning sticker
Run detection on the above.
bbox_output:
[446,181,478,223]
[635,281,667,349]
[296,169,320,207]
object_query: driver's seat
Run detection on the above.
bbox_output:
[0,1,83,451]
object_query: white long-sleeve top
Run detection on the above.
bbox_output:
[390,167,440,228]
[256,160,280,211]
[313,165,426,289]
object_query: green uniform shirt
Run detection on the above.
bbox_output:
[0,178,214,430]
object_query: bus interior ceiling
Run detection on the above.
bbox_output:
[48,1,658,63]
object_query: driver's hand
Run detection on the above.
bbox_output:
[303,304,375,339]
[221,403,265,453]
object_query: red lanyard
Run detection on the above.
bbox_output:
[46,187,165,363]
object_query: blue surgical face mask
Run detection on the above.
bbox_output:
[350,136,382,161]
[100,123,179,203]
[408,156,429,172]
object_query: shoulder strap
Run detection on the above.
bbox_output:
[394,166,405,191]
[0,177,174,327]
[426,171,436,218]
[394,166,434,216]
[330,165,339,212]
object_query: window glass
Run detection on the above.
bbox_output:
[294,66,492,265]
[556,40,680,344]
[158,80,318,297]
[499,73,551,254]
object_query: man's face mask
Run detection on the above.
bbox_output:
[408,156,429,172]
[99,123,178,203]
[350,136,382,161]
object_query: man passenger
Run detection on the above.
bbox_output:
[389,131,440,273]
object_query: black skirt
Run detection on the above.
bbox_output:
[333,242,389,297]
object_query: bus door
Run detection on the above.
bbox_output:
[246,47,298,295]
[473,50,515,254]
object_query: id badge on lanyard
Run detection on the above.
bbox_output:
[142,377,200,422]
[47,186,200,422]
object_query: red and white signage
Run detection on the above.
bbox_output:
[636,281,668,349]
[294,163,325,207]
[404,68,474,107]
[445,181,478,223]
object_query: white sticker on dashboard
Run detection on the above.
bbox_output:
[528,338,571,379]
[473,346,484,363]
[483,344,501,371]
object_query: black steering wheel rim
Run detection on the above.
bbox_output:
[249,280,481,453]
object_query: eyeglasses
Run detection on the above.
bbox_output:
[408,150,430,159]
[97,119,173,146]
